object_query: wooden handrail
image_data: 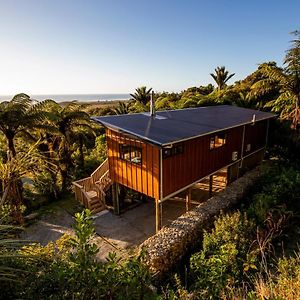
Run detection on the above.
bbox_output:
[72,182,83,189]
[91,158,109,184]
[72,158,111,211]
[91,158,108,177]
[98,169,110,182]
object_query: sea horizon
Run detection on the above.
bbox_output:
[0,93,131,102]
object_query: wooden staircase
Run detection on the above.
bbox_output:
[72,159,112,214]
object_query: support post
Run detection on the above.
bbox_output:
[209,175,213,198]
[186,187,192,211]
[112,183,120,215]
[155,199,162,233]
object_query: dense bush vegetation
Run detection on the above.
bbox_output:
[0,31,300,299]
[190,212,256,298]
[167,163,300,299]
[1,210,156,300]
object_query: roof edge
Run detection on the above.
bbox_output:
[91,114,275,147]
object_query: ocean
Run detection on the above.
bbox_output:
[0,93,131,103]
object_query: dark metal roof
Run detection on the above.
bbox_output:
[92,105,275,146]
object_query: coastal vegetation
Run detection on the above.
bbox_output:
[1,31,300,299]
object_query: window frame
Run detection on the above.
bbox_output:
[209,133,227,150]
[162,144,184,159]
[119,144,142,165]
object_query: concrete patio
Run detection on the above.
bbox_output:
[21,170,227,260]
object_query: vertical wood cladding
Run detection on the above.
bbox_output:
[162,120,268,198]
[162,126,244,198]
[106,120,268,201]
[243,120,267,156]
[106,129,160,199]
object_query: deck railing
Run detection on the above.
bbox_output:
[72,158,111,210]
[91,159,109,184]
[73,181,92,208]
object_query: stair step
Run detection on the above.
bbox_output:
[89,196,101,202]
[92,206,105,214]
[90,201,102,208]
[86,190,98,198]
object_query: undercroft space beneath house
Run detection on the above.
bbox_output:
[91,169,228,256]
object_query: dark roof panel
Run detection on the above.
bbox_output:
[92,105,275,146]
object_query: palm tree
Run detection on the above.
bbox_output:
[41,101,94,191]
[130,86,152,106]
[210,66,235,91]
[0,94,49,158]
[0,143,48,223]
[251,32,300,129]
[72,127,95,171]
[113,101,131,115]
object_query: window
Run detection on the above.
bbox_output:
[120,144,142,164]
[163,148,172,158]
[163,144,184,159]
[210,133,226,149]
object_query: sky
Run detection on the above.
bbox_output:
[0,0,299,95]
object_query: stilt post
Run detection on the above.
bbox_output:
[209,175,213,198]
[112,183,120,215]
[155,199,162,233]
[186,187,192,211]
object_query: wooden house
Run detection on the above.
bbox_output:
[73,105,274,232]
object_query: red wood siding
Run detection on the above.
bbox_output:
[106,120,268,200]
[162,126,244,198]
[243,120,268,156]
[106,129,160,199]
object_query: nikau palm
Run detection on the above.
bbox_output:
[210,66,235,91]
[113,101,131,115]
[130,86,152,106]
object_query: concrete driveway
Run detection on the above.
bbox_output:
[21,199,189,260]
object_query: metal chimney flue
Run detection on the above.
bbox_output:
[150,90,155,117]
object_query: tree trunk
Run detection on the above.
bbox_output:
[293,94,300,129]
[60,168,69,193]
[78,138,84,169]
[7,136,16,158]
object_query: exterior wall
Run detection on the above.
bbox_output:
[105,120,268,200]
[162,126,244,198]
[162,120,268,198]
[106,129,160,199]
[243,121,268,156]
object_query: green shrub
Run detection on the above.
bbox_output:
[4,209,156,300]
[0,204,14,224]
[75,134,107,178]
[0,204,26,225]
[247,165,300,223]
[190,212,257,299]
[32,171,61,201]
